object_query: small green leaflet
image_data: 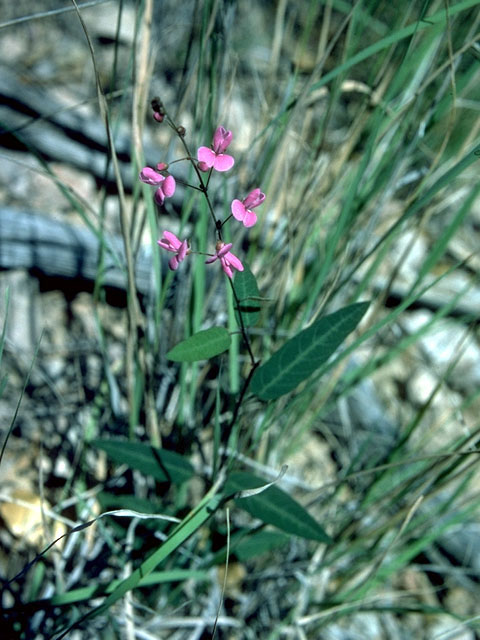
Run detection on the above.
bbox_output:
[251,301,370,400]
[166,327,231,362]
[225,472,331,543]
[234,263,261,327]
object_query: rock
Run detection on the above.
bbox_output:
[401,311,480,393]
[407,367,439,405]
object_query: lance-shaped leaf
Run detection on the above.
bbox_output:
[251,301,369,400]
[234,530,291,561]
[93,439,194,484]
[234,263,261,327]
[225,472,331,543]
[166,327,231,362]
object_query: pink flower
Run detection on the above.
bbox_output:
[197,126,234,172]
[139,168,176,206]
[154,175,176,205]
[231,188,265,228]
[206,241,244,279]
[158,231,189,271]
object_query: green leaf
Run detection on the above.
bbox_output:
[234,530,291,561]
[92,439,194,484]
[225,472,331,543]
[234,263,261,327]
[251,302,369,400]
[166,327,231,362]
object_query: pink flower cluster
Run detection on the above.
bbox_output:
[139,124,265,279]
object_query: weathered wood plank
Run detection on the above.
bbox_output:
[0,206,153,295]
[0,66,161,190]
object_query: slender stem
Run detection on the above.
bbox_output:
[174,179,203,192]
[205,167,214,190]
[220,359,260,469]
[221,213,233,227]
[168,156,197,164]
[218,279,259,471]
[228,279,256,366]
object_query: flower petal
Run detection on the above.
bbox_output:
[168,255,179,270]
[217,243,233,258]
[157,239,172,251]
[205,255,218,264]
[243,209,257,228]
[212,153,234,172]
[162,231,182,250]
[154,188,165,205]
[231,199,246,222]
[243,188,265,209]
[213,126,232,153]
[177,239,188,261]
[162,175,176,197]
[139,167,164,185]
[197,147,216,167]
[225,251,244,272]
[213,126,226,152]
[220,259,234,279]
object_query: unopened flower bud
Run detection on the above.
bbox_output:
[153,112,164,123]
[176,126,186,137]
[197,161,209,172]
[156,162,168,171]
[151,96,163,112]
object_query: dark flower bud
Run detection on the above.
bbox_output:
[151,96,163,112]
